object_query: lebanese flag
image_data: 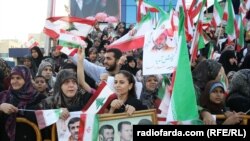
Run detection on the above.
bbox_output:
[223,0,237,42]
[167,8,199,123]
[24,36,39,48]
[43,16,95,39]
[83,81,115,114]
[107,14,153,52]
[78,113,99,141]
[211,0,223,28]
[35,109,62,129]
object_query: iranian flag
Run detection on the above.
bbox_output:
[188,0,203,25]
[58,32,87,48]
[211,0,223,28]
[57,45,78,57]
[236,14,245,52]
[190,1,208,63]
[207,43,215,59]
[78,113,99,141]
[43,16,95,39]
[35,109,62,129]
[136,0,160,22]
[167,7,199,123]
[223,0,237,42]
[107,13,153,52]
[83,81,115,114]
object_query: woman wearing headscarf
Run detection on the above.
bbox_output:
[22,55,38,79]
[30,46,44,68]
[192,59,228,124]
[0,65,46,141]
[218,50,238,75]
[226,69,250,113]
[121,56,138,76]
[0,58,11,90]
[192,59,227,101]
[37,69,92,116]
[37,61,56,92]
[139,75,161,112]
[200,80,244,125]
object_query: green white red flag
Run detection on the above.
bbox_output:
[190,1,208,63]
[211,0,223,28]
[58,32,87,48]
[236,14,245,52]
[107,13,153,52]
[136,0,160,22]
[79,113,99,141]
[35,109,62,129]
[167,7,199,123]
[223,0,237,42]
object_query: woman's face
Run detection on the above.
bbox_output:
[128,60,136,68]
[114,74,132,96]
[10,74,25,90]
[31,50,38,59]
[145,76,158,91]
[41,66,53,80]
[209,87,224,104]
[229,58,237,65]
[61,79,78,98]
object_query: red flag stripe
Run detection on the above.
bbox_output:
[35,110,46,129]
[107,36,144,52]
[81,81,107,112]
[78,114,87,141]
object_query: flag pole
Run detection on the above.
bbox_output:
[44,0,56,56]
[216,23,223,50]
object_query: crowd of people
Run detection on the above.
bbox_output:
[0,12,250,141]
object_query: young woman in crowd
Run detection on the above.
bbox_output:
[0,65,46,141]
[30,46,44,68]
[37,69,92,119]
[22,55,38,79]
[200,80,244,125]
[108,70,147,115]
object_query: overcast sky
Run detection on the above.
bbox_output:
[0,0,68,42]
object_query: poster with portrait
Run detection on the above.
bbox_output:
[70,0,121,19]
[98,109,157,141]
[56,111,82,141]
[142,20,180,75]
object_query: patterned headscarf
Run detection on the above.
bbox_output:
[140,75,160,109]
[0,65,37,141]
